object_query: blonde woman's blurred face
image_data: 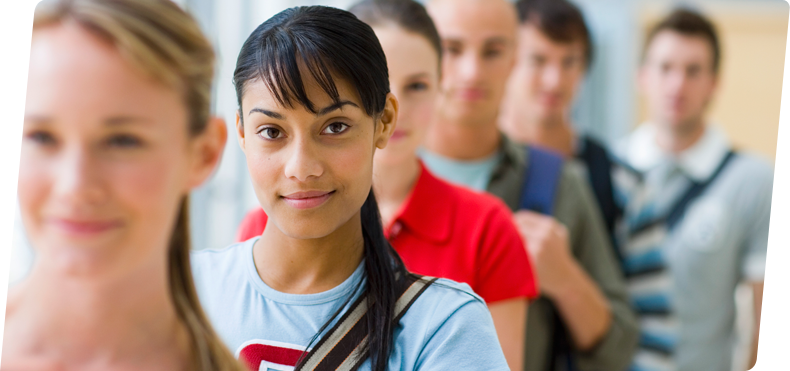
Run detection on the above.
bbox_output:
[373,26,439,166]
[21,23,204,279]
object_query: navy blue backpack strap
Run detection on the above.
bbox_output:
[517,146,575,371]
[630,150,738,235]
[519,145,565,215]
[665,150,737,229]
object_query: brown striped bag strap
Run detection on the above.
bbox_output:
[294,273,438,371]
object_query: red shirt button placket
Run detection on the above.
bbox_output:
[389,221,402,241]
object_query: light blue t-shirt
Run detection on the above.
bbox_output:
[191,237,509,371]
[418,148,503,191]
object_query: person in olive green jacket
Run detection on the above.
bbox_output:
[421,0,639,370]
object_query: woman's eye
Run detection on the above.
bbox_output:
[406,82,429,92]
[444,46,462,56]
[259,127,283,140]
[483,48,503,58]
[323,122,349,135]
[530,55,546,67]
[563,57,581,70]
[27,131,57,146]
[107,134,143,148]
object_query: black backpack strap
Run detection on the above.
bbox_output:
[631,150,737,235]
[576,136,619,239]
[295,274,437,371]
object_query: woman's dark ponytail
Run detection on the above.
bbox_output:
[232,6,409,371]
[360,189,408,371]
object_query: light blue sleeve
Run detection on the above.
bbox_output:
[411,282,509,371]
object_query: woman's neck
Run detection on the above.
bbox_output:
[254,212,365,295]
[373,155,421,228]
[5,255,191,370]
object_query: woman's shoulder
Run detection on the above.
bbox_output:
[191,239,256,280]
[395,277,509,370]
[423,277,484,301]
[402,277,487,327]
[0,283,24,358]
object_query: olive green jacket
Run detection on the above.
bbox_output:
[487,136,639,371]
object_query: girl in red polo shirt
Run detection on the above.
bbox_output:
[236,1,538,369]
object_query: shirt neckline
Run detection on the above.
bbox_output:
[243,237,366,306]
[623,123,731,181]
[385,162,456,244]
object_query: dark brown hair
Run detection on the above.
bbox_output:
[515,0,593,69]
[644,7,721,74]
[233,6,409,371]
[349,0,442,67]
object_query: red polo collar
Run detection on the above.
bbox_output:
[385,162,456,244]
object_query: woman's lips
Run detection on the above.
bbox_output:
[49,218,123,236]
[457,88,486,101]
[539,93,563,108]
[281,190,335,210]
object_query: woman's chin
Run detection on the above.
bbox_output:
[39,246,130,280]
[271,215,340,241]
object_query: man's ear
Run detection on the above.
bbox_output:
[236,110,246,151]
[710,73,720,93]
[188,116,228,189]
[375,93,399,150]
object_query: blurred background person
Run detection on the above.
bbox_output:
[500,0,641,256]
[3,0,244,370]
[234,1,538,369]
[422,0,638,370]
[614,8,772,371]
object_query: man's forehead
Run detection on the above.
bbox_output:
[647,31,714,63]
[520,24,582,48]
[428,0,517,39]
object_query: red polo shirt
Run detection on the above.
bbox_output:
[235,163,538,304]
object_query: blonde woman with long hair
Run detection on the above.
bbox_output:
[2,0,245,370]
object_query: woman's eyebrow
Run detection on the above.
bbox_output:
[406,72,431,80]
[317,100,359,116]
[249,108,285,120]
[105,116,155,126]
[247,101,358,119]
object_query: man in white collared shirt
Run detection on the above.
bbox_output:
[613,8,772,371]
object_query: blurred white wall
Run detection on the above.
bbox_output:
[0,0,32,289]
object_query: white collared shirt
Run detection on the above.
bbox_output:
[621,123,732,182]
[613,122,773,371]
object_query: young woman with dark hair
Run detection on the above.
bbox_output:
[191,5,508,371]
[235,1,538,369]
